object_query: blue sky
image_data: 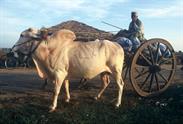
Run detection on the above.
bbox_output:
[0,0,182,51]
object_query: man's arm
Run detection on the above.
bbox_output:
[133,20,143,33]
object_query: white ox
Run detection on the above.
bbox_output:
[12,28,125,112]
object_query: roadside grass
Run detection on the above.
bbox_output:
[0,85,182,124]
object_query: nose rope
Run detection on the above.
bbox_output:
[13,38,43,56]
[12,39,33,49]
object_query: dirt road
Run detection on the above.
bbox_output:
[0,67,182,124]
[0,66,182,105]
[0,66,182,98]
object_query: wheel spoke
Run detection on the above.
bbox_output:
[162,46,169,57]
[149,73,154,92]
[155,42,160,63]
[139,53,152,65]
[157,72,168,84]
[135,70,149,79]
[135,67,141,73]
[147,45,155,64]
[135,65,147,73]
[159,57,173,65]
[155,73,160,90]
[136,65,149,69]
[158,46,169,63]
[140,73,151,89]
[161,67,174,71]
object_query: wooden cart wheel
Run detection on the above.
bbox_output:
[130,38,176,97]
[5,56,17,68]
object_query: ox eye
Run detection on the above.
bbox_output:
[20,34,24,37]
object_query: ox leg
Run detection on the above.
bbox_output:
[50,77,65,112]
[78,78,87,89]
[114,71,124,107]
[95,72,110,100]
[64,80,70,103]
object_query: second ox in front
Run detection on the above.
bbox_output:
[12,28,125,112]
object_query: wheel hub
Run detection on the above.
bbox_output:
[149,64,161,73]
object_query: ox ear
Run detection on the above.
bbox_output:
[57,29,76,41]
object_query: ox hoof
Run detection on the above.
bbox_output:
[94,96,101,100]
[49,108,56,113]
[115,103,121,108]
[94,96,99,100]
[49,106,56,113]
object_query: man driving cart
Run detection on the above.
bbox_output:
[114,11,145,52]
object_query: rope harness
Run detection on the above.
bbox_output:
[12,37,43,56]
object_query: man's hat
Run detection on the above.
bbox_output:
[131,11,138,17]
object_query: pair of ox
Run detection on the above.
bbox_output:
[12,28,125,112]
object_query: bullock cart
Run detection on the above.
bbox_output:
[76,31,176,97]
[10,28,176,97]
[101,21,176,97]
[122,38,176,97]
